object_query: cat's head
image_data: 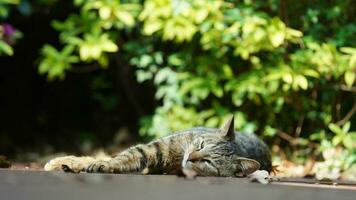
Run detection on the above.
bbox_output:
[182,115,260,177]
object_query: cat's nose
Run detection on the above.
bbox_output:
[187,151,203,162]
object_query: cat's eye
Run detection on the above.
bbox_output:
[198,139,205,150]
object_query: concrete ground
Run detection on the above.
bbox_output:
[0,170,355,200]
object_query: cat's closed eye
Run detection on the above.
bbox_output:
[198,139,205,150]
[193,137,205,150]
[202,158,212,164]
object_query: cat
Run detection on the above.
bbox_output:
[45,115,273,179]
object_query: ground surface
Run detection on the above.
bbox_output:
[0,169,355,200]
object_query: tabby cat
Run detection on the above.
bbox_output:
[45,115,272,178]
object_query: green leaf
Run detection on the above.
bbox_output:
[212,86,223,98]
[310,131,326,141]
[295,75,308,90]
[79,44,93,60]
[297,138,309,146]
[343,133,356,149]
[342,121,351,133]
[99,6,111,19]
[38,45,75,80]
[1,0,20,4]
[303,69,319,78]
[286,28,303,38]
[344,71,355,87]
[222,64,233,78]
[332,135,343,146]
[115,11,135,26]
[205,117,219,127]
[264,126,277,137]
[143,20,162,35]
[350,54,356,68]
[74,0,85,6]
[195,9,208,23]
[270,31,285,47]
[329,123,343,135]
[282,73,293,84]
[0,40,14,56]
[98,55,109,67]
[340,47,356,54]
[101,41,118,52]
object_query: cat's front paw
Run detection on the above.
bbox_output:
[44,156,95,172]
[247,170,279,184]
[86,160,114,173]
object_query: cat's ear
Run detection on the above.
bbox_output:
[220,115,235,141]
[234,157,260,177]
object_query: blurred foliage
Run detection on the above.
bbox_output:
[2,0,356,178]
[0,0,22,55]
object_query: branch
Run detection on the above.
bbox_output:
[294,115,304,138]
[336,102,356,126]
[279,0,289,26]
[277,130,318,148]
[338,85,356,92]
[277,130,298,146]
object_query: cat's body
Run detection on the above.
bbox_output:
[45,116,272,178]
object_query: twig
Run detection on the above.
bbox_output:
[277,131,298,146]
[277,130,318,148]
[336,102,356,126]
[294,115,304,138]
[279,0,289,26]
[339,85,356,92]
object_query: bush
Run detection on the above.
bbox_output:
[3,0,356,177]
[0,0,22,56]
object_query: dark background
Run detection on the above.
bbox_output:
[0,3,156,158]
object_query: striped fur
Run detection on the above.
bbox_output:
[84,116,272,177]
[44,116,271,177]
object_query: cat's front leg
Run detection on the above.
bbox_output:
[86,159,152,174]
[86,160,114,173]
[86,143,159,174]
